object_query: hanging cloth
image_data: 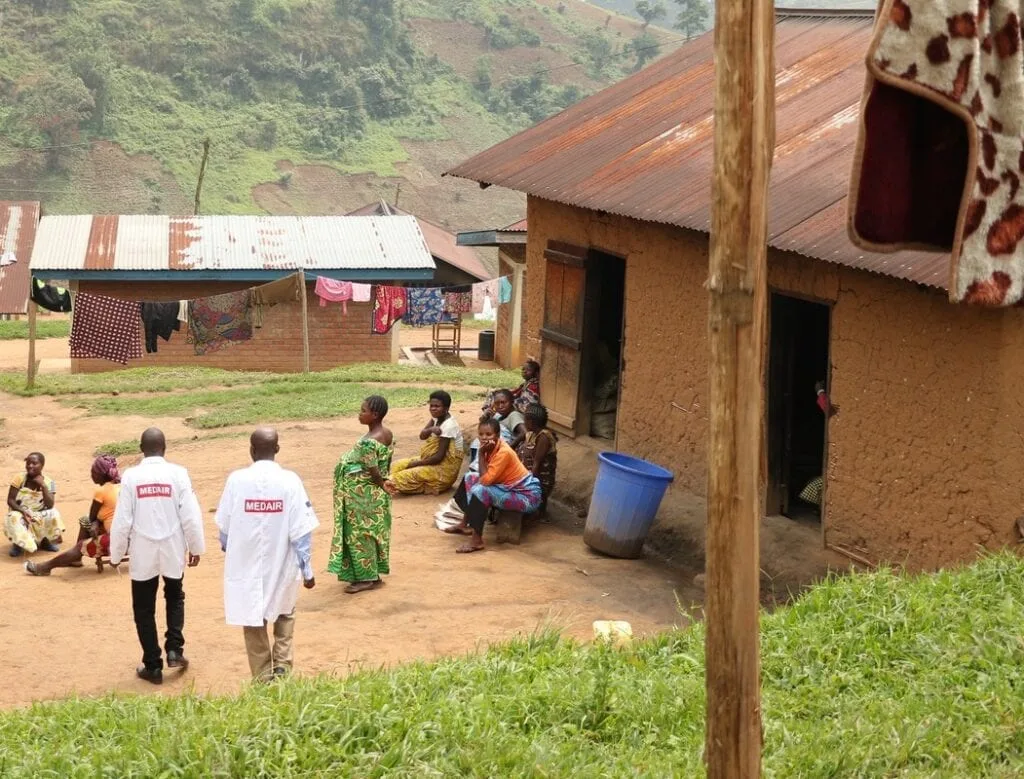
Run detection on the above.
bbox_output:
[498,276,513,304]
[402,287,457,327]
[177,300,189,325]
[849,0,1024,305]
[471,279,499,314]
[31,278,72,313]
[187,290,254,355]
[70,293,143,365]
[352,283,372,303]
[251,274,302,327]
[140,302,181,354]
[372,286,408,334]
[444,285,473,314]
[314,277,353,314]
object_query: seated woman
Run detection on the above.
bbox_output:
[387,391,464,495]
[25,455,120,576]
[444,418,542,554]
[469,389,526,464]
[516,404,558,519]
[5,452,63,557]
[481,360,541,417]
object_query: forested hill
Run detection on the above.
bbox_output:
[0,0,691,231]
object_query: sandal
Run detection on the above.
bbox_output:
[442,525,472,535]
[24,561,49,576]
[456,543,485,554]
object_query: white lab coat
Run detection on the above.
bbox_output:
[215,460,319,627]
[109,456,206,581]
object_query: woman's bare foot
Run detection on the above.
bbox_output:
[442,524,472,535]
[344,579,382,594]
[456,542,485,554]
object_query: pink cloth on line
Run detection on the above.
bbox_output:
[352,283,372,303]
[315,277,353,314]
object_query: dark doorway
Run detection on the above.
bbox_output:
[585,251,625,440]
[766,293,831,521]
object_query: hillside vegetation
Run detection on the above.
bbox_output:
[2,553,1023,775]
[0,0,677,225]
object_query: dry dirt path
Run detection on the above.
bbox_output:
[0,393,696,708]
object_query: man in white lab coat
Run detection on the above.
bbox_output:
[216,427,318,682]
[109,428,205,685]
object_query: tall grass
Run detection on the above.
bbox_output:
[3,554,1024,776]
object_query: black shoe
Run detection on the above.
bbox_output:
[9,545,23,558]
[272,667,289,680]
[136,665,163,685]
[38,539,60,553]
[166,652,189,670]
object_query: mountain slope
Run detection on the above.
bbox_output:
[0,0,670,233]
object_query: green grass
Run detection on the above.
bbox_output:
[0,364,520,398]
[3,553,1024,776]
[94,430,247,457]
[0,319,70,340]
[459,316,497,331]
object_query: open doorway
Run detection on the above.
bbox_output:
[538,243,625,441]
[586,251,625,440]
[766,293,831,522]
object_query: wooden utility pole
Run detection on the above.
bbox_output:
[26,300,37,389]
[298,270,311,373]
[194,138,211,216]
[704,0,775,774]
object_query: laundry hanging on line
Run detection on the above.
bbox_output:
[251,273,303,327]
[70,293,143,365]
[314,277,353,314]
[187,290,254,355]
[31,278,72,313]
[471,279,500,315]
[372,285,408,334]
[848,0,1024,306]
[444,285,473,315]
[352,283,372,303]
[140,302,181,354]
[402,287,459,327]
[498,276,512,304]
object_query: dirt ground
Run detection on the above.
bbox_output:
[0,389,697,709]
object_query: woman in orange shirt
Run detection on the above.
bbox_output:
[444,418,542,553]
[25,455,121,576]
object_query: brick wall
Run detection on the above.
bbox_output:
[71,280,397,373]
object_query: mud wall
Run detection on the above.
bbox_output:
[526,195,1024,571]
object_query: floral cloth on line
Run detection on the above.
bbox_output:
[187,290,253,355]
[402,287,458,327]
[327,437,394,583]
[444,290,473,315]
[372,286,408,334]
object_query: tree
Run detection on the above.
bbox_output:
[674,0,709,39]
[12,71,95,172]
[635,0,666,27]
[630,31,660,70]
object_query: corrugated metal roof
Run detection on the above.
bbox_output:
[504,219,527,232]
[30,215,436,277]
[0,202,41,315]
[346,201,491,280]
[446,13,949,290]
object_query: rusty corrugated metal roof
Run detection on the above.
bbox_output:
[503,219,527,232]
[0,202,40,315]
[30,214,436,279]
[446,13,949,289]
[346,201,491,280]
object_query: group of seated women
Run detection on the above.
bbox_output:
[4,452,123,576]
[382,360,558,554]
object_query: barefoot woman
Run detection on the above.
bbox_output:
[328,396,394,593]
[446,418,542,554]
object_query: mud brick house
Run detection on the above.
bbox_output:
[447,9,1024,571]
[29,214,435,373]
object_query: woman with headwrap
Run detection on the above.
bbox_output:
[25,455,122,576]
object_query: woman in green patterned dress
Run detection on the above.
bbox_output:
[327,396,395,594]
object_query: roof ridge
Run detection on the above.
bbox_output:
[775,7,875,18]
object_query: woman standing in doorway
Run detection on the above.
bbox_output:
[328,396,394,594]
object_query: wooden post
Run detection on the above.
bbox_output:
[194,138,211,216]
[26,300,37,389]
[704,0,775,774]
[298,270,311,373]
[509,259,525,366]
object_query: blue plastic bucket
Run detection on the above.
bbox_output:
[584,452,674,559]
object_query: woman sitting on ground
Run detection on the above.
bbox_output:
[26,455,121,576]
[327,395,394,594]
[387,391,464,496]
[444,418,542,554]
[5,452,63,557]
[516,404,558,520]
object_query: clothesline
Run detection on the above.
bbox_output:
[34,271,514,365]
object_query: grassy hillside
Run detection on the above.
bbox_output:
[3,552,1024,775]
[0,0,675,231]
